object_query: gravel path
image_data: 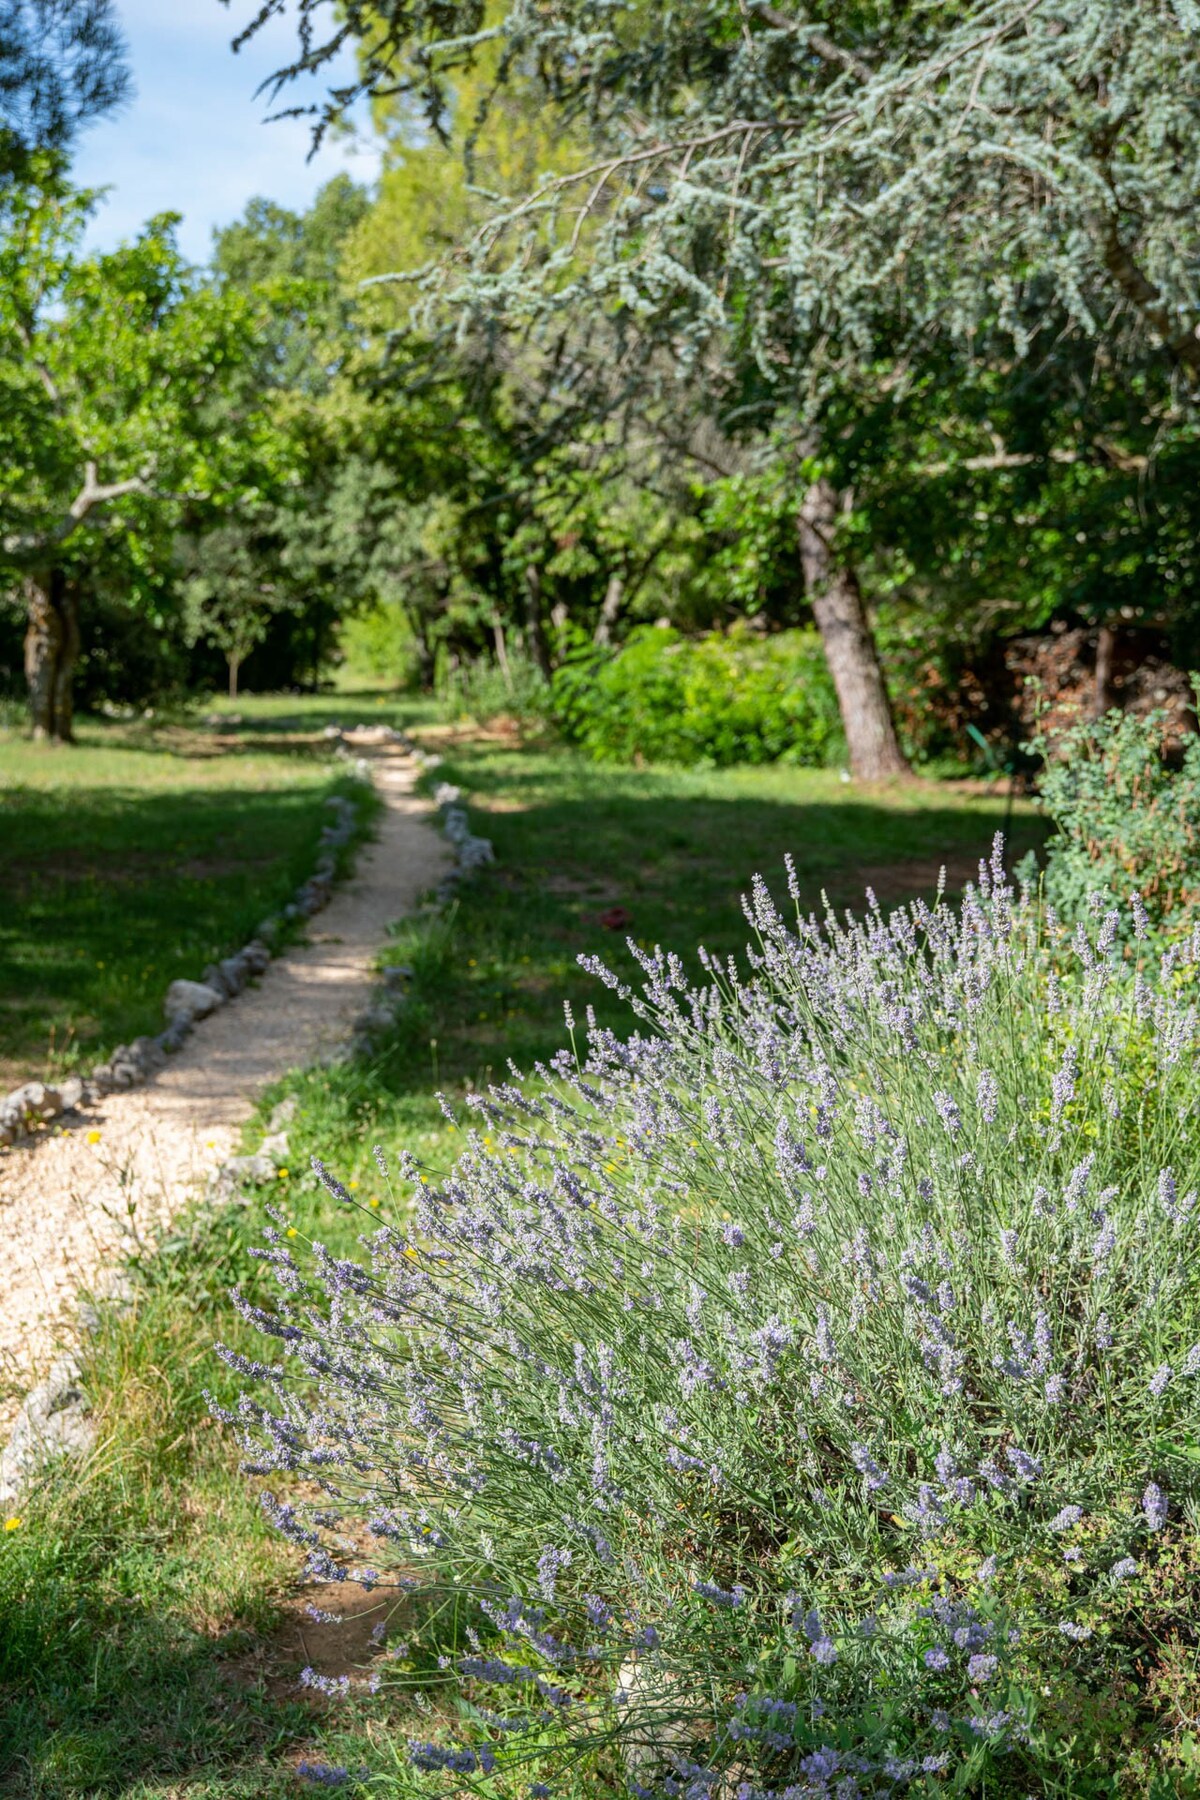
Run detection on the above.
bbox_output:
[0,736,451,1421]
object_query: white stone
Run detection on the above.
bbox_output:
[164,979,224,1022]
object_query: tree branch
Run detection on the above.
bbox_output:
[1,460,155,565]
[1101,222,1200,378]
[748,4,874,82]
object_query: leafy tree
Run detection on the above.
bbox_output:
[1,0,128,179]
[235,0,1200,774]
[0,165,280,736]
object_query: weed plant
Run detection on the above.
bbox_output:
[225,842,1200,1797]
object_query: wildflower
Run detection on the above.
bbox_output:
[1111,1557,1138,1581]
[299,1666,350,1697]
[86,1130,101,1145]
[297,1764,352,1787]
[1049,1506,1083,1533]
[536,1544,572,1600]
[1005,1446,1042,1483]
[849,1444,888,1491]
[1149,1364,1173,1399]
[924,1647,950,1671]
[976,1069,999,1123]
[1057,1621,1093,1642]
[1050,1044,1078,1123]
[1142,1482,1168,1530]
[967,1654,998,1681]
[693,1580,746,1608]
[932,1091,962,1137]
[810,1636,838,1665]
[3,1517,21,1532]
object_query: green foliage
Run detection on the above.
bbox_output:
[0,0,129,180]
[552,623,844,768]
[1033,705,1200,933]
[437,642,554,727]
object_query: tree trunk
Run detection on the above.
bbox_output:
[228,653,241,701]
[492,615,514,693]
[1093,623,1117,719]
[24,568,80,743]
[594,572,625,647]
[797,479,909,779]
[524,564,552,680]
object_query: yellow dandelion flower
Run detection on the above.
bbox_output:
[277,1167,289,1179]
[286,1227,298,1238]
[348,1179,359,1190]
[86,1130,102,1145]
[3,1517,21,1532]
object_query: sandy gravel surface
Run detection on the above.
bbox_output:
[0,737,451,1421]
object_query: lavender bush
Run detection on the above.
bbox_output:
[219,842,1200,1798]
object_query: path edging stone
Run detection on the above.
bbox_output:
[0,782,368,1149]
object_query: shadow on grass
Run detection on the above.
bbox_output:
[271,748,1048,1183]
[0,776,372,1078]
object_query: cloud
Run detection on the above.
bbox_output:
[73,0,381,264]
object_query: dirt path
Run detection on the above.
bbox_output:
[0,736,451,1419]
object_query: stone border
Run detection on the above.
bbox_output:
[1,725,498,1504]
[0,785,365,1150]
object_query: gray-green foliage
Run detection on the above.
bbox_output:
[245,2,1200,393]
[1032,705,1200,933]
[229,848,1200,1797]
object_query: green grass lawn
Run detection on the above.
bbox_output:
[0,700,1045,1798]
[0,703,390,1086]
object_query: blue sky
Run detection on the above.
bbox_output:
[73,0,381,266]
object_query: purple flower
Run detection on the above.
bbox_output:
[1149,1364,1173,1399]
[1058,1620,1093,1642]
[1050,1045,1078,1123]
[850,1444,888,1491]
[1142,1482,1168,1530]
[1049,1506,1082,1533]
[967,1654,998,1682]
[810,1637,838,1665]
[932,1090,962,1137]
[1005,1446,1041,1483]
[975,1070,999,1123]
[297,1764,352,1788]
[924,1647,950,1671]
[693,1580,746,1608]
[1111,1557,1138,1580]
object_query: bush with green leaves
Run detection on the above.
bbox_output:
[224,846,1200,1798]
[552,625,845,769]
[437,644,555,730]
[1033,705,1200,934]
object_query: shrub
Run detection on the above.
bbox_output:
[438,645,554,730]
[552,624,845,767]
[1033,704,1200,934]
[223,849,1200,1798]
